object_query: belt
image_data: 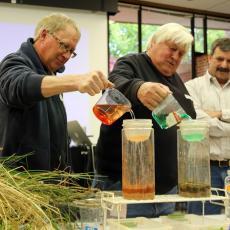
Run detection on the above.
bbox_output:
[210,160,230,167]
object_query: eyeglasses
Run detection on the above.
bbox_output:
[49,32,77,58]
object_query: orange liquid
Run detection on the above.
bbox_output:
[122,185,155,200]
[122,136,155,200]
[93,104,131,125]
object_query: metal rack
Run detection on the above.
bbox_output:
[100,188,228,229]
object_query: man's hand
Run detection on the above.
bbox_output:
[204,110,222,119]
[75,71,114,96]
[137,82,171,111]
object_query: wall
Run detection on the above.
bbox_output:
[0,2,108,144]
[195,53,208,77]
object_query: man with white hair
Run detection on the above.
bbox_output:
[94,23,196,217]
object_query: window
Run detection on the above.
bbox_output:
[109,5,138,71]
[108,3,230,81]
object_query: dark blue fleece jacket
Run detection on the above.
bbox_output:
[0,38,68,170]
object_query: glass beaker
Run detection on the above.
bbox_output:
[78,198,104,230]
[93,88,131,125]
[177,120,211,197]
[152,94,191,129]
[122,119,155,200]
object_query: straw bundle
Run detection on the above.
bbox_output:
[0,156,98,229]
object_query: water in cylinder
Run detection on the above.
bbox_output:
[122,119,155,200]
[177,120,211,197]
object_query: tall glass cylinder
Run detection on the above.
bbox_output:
[178,120,210,197]
[122,119,155,200]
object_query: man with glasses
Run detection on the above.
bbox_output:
[0,13,112,170]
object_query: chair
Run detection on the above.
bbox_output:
[67,121,95,186]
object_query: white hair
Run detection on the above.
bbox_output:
[146,23,193,53]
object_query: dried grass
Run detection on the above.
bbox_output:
[0,156,99,229]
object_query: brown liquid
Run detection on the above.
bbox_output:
[122,185,155,200]
[122,137,155,200]
[93,104,131,125]
[179,182,211,197]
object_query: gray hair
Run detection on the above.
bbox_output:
[210,37,230,55]
[34,13,81,40]
[146,23,193,53]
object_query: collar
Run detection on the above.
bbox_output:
[206,70,230,88]
[25,38,65,74]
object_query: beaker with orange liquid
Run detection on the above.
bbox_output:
[122,119,155,200]
[93,88,132,125]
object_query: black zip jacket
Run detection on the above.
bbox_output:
[95,52,196,194]
[0,38,68,170]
